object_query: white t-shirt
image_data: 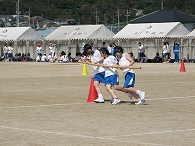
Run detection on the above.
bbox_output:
[138,45,145,53]
[47,55,53,62]
[49,46,55,53]
[119,53,134,76]
[8,46,14,53]
[162,45,167,54]
[103,55,118,77]
[41,55,47,62]
[3,46,8,53]
[107,46,113,54]
[90,50,105,74]
[61,55,68,62]
[37,46,43,53]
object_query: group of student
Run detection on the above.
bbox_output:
[3,43,14,62]
[80,44,146,105]
[162,41,180,63]
[36,43,57,62]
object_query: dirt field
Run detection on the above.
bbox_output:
[0,62,195,146]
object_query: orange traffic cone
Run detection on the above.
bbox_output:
[180,59,186,72]
[87,77,98,102]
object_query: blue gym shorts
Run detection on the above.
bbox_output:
[105,74,119,86]
[124,72,135,88]
[94,71,105,83]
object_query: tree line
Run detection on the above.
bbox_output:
[0,0,194,25]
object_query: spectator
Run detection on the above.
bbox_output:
[8,43,14,62]
[107,43,114,55]
[162,42,168,63]
[142,54,148,63]
[67,53,72,62]
[41,53,47,62]
[173,41,180,63]
[128,52,135,61]
[26,53,33,61]
[47,52,53,62]
[36,43,43,62]
[72,52,81,62]
[153,52,162,63]
[102,42,107,48]
[3,43,9,62]
[61,51,68,63]
[138,42,145,62]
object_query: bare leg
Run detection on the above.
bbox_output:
[106,84,118,99]
[113,85,127,93]
[94,81,102,95]
[124,87,140,99]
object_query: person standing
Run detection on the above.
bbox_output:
[49,43,56,62]
[162,42,168,63]
[138,42,145,62]
[173,41,180,63]
[8,43,14,62]
[36,43,43,62]
[3,43,9,62]
[114,46,146,105]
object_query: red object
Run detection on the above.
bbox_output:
[87,77,98,102]
[180,59,186,72]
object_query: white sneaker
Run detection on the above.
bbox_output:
[139,92,145,100]
[135,99,146,105]
[127,92,133,100]
[94,97,104,103]
[111,98,121,105]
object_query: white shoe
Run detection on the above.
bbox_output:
[94,97,104,103]
[127,92,133,100]
[135,99,146,105]
[139,92,145,100]
[111,98,121,105]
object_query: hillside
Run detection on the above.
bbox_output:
[0,0,194,25]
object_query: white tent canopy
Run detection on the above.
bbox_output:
[45,24,115,41]
[187,29,195,37]
[0,27,43,41]
[113,22,190,39]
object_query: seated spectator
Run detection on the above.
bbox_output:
[153,52,162,63]
[26,53,33,61]
[61,51,68,63]
[128,52,135,61]
[67,53,72,62]
[80,53,86,61]
[72,52,81,62]
[41,53,47,62]
[142,54,148,63]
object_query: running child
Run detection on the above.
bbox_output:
[81,44,105,103]
[114,46,146,105]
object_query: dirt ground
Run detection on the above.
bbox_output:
[0,62,195,146]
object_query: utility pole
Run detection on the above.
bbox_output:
[94,9,99,25]
[28,7,31,27]
[116,9,120,32]
[16,0,20,27]
[161,1,163,10]
[124,9,130,24]
[104,14,107,25]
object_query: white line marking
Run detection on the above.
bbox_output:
[1,103,86,109]
[146,96,195,101]
[0,125,177,146]
[1,96,195,109]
